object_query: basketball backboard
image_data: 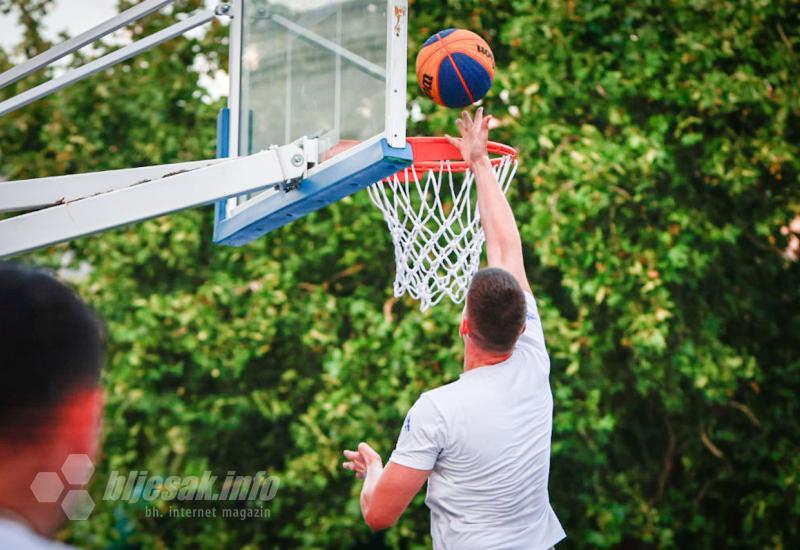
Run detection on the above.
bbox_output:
[213,0,411,246]
[0,0,410,258]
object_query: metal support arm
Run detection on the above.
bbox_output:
[0,158,226,213]
[0,0,176,89]
[0,8,216,117]
[0,143,307,258]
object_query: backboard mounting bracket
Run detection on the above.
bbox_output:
[213,135,412,246]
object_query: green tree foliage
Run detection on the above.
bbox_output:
[1,0,799,547]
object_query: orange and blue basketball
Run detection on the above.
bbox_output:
[416,29,495,108]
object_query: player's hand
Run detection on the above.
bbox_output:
[343,442,383,480]
[445,106,492,168]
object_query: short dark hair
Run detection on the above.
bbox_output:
[0,264,105,437]
[466,268,526,353]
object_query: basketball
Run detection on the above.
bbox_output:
[416,28,495,108]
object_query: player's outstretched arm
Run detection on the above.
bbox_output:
[446,107,531,293]
[343,442,429,530]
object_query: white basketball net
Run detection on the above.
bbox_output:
[367,155,517,311]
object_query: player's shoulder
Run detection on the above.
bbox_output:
[514,291,551,375]
[421,377,472,413]
[523,291,540,319]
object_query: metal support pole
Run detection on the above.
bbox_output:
[0,9,216,117]
[0,0,175,88]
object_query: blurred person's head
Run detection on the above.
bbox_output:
[0,264,105,536]
[460,268,526,366]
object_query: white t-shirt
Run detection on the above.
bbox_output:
[390,292,565,550]
[0,518,74,549]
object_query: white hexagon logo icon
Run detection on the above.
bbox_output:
[30,472,64,503]
[61,490,94,521]
[61,454,95,485]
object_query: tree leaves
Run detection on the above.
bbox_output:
[1,0,799,547]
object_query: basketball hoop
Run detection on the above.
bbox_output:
[367,137,518,311]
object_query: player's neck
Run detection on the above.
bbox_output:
[463,341,512,372]
[0,446,64,537]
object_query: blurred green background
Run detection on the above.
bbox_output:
[1,0,799,547]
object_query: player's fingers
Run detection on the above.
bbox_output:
[343,450,364,465]
[474,106,483,129]
[344,458,365,470]
[445,134,461,148]
[461,110,472,128]
[358,442,381,461]
[455,119,467,137]
[481,114,492,131]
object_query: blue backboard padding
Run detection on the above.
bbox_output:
[213,138,413,246]
[216,108,230,158]
[213,108,231,229]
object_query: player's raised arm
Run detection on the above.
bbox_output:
[446,107,531,294]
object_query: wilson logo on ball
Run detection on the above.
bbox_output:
[476,44,494,64]
[421,74,434,96]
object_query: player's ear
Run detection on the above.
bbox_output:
[61,387,103,461]
[459,315,469,338]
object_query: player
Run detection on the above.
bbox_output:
[343,107,566,549]
[0,265,105,549]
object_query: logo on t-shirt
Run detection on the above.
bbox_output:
[404,415,411,432]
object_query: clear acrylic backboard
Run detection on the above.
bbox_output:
[240,0,387,156]
[214,0,410,246]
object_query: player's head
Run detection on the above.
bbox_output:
[0,264,105,440]
[0,264,105,533]
[461,268,526,354]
